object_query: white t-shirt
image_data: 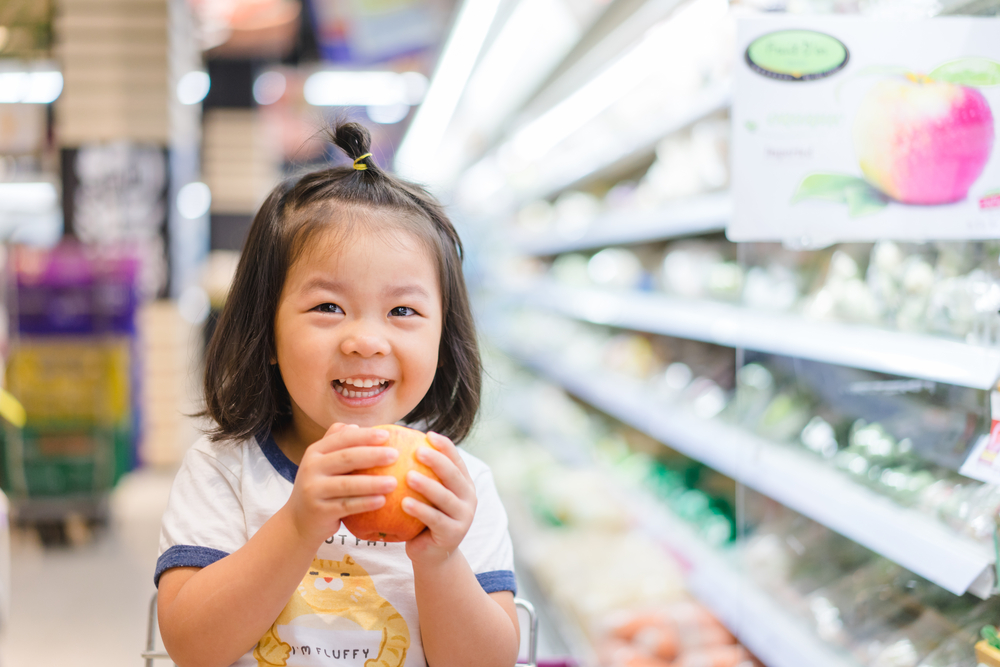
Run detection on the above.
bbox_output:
[156,433,516,667]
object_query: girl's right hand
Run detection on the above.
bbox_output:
[284,423,399,545]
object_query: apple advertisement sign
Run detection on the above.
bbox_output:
[730,16,1000,245]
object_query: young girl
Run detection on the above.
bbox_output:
[154,122,520,667]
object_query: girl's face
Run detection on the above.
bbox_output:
[273,222,443,447]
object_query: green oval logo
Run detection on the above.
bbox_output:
[746,30,849,82]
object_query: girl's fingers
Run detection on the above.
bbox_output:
[426,432,469,474]
[415,444,474,501]
[311,426,390,455]
[312,444,398,476]
[312,473,397,500]
[326,494,387,517]
[400,496,451,533]
[406,470,472,522]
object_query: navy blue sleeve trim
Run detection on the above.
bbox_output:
[476,570,517,595]
[154,545,230,588]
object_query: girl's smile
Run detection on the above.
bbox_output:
[272,221,443,455]
[332,376,391,400]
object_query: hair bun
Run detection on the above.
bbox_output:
[332,122,374,168]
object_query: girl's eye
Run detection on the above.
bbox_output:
[389,306,417,317]
[314,303,343,314]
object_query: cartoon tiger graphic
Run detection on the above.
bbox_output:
[254,555,409,667]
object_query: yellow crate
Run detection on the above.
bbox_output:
[977,641,1000,667]
[6,336,132,423]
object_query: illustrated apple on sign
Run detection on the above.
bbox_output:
[793,57,1000,216]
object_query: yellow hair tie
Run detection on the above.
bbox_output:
[353,153,372,170]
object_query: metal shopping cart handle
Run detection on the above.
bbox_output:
[143,592,540,667]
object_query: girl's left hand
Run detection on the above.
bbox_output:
[403,431,477,565]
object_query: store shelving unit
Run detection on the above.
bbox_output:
[503,405,861,667]
[438,0,1000,660]
[503,496,604,667]
[627,487,859,667]
[515,81,732,203]
[515,191,731,256]
[504,282,1000,390]
[499,343,996,598]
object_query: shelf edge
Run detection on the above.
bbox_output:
[511,283,1000,390]
[503,344,995,597]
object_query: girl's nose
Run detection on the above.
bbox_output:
[340,324,391,357]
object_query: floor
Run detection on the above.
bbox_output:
[0,466,178,667]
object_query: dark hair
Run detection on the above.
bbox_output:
[200,122,482,444]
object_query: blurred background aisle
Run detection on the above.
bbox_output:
[3,0,1000,666]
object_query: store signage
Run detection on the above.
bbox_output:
[959,390,1000,484]
[745,30,849,82]
[730,16,1000,244]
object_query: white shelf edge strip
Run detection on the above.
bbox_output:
[505,345,994,597]
[521,81,732,202]
[516,192,732,256]
[516,283,1000,390]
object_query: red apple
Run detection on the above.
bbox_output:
[341,424,440,542]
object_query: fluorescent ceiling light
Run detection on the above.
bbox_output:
[394,0,504,180]
[0,183,58,212]
[177,182,212,219]
[507,0,729,160]
[177,71,211,105]
[304,71,428,107]
[253,71,287,105]
[0,71,63,104]
[461,0,580,131]
[367,104,410,125]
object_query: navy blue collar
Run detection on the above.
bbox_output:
[257,432,298,484]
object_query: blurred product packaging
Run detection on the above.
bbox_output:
[1,242,141,532]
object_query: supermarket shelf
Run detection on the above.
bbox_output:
[515,192,731,256]
[504,414,860,667]
[627,487,860,667]
[518,81,732,203]
[503,497,604,667]
[512,282,1000,390]
[502,345,996,598]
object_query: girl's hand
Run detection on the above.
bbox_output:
[403,432,477,565]
[285,423,399,546]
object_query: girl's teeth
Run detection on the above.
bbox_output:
[335,381,388,399]
[339,378,387,388]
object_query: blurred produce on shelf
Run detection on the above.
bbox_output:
[488,305,1000,553]
[473,422,749,667]
[471,350,1000,666]
[742,502,999,667]
[593,603,746,667]
[505,188,1000,344]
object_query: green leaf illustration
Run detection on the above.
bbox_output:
[792,173,890,217]
[981,625,1000,649]
[930,57,1000,87]
[845,182,891,216]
